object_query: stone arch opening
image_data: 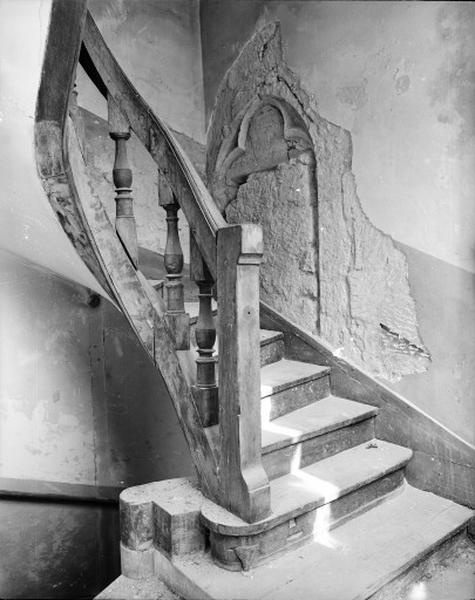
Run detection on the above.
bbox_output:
[217,97,321,334]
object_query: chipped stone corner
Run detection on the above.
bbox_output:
[207,22,430,383]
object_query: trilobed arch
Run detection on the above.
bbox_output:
[214,95,313,208]
[211,88,321,335]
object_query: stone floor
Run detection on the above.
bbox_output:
[98,534,475,600]
[373,535,475,600]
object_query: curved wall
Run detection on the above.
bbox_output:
[0,0,104,292]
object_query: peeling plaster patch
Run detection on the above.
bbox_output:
[207,23,430,382]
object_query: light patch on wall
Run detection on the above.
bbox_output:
[207,22,430,382]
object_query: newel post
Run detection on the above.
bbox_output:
[217,224,271,523]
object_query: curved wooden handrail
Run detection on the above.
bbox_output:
[80,11,272,520]
[80,12,228,281]
[35,0,222,504]
[36,2,271,523]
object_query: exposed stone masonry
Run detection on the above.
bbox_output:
[207,23,430,382]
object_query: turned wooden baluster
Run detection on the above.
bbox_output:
[159,174,190,350]
[217,223,271,523]
[108,94,138,268]
[190,234,218,427]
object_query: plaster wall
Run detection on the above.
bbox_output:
[0,249,193,596]
[79,0,206,144]
[0,249,192,487]
[200,1,475,443]
[0,0,103,292]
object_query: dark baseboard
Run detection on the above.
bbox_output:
[0,476,122,505]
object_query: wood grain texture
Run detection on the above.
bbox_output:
[35,0,113,297]
[35,2,220,505]
[217,224,271,522]
[191,235,219,427]
[260,301,475,508]
[81,12,227,282]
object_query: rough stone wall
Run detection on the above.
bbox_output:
[207,23,430,382]
[227,153,319,334]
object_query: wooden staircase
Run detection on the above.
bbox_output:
[35,3,473,599]
[194,319,414,572]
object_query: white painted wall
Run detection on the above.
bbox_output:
[78,0,206,143]
[0,0,104,292]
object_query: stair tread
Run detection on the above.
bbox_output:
[259,329,284,344]
[190,328,283,350]
[261,359,330,398]
[201,440,412,534]
[269,440,411,519]
[261,396,378,453]
[145,278,163,288]
[174,485,472,600]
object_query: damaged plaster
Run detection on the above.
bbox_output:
[207,23,430,382]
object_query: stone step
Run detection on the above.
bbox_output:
[260,359,331,421]
[258,329,285,367]
[201,440,413,570]
[188,327,284,368]
[164,484,472,600]
[261,396,378,480]
[187,297,285,368]
[96,574,178,600]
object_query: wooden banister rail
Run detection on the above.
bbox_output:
[39,4,271,523]
[80,12,227,281]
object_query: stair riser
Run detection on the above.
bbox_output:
[263,418,376,480]
[261,375,330,422]
[190,329,283,368]
[208,469,405,571]
[260,338,285,367]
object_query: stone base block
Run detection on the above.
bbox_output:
[120,478,206,580]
